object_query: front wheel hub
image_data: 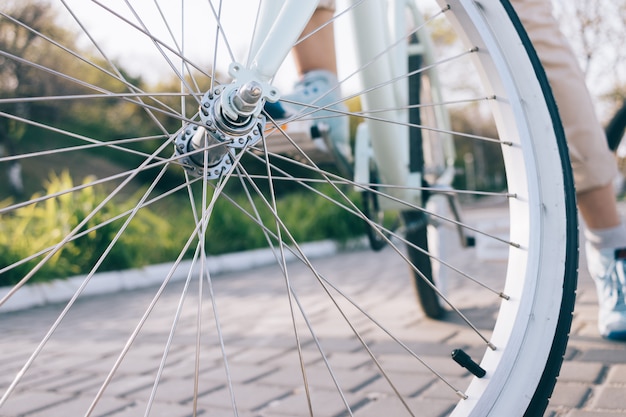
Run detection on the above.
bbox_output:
[174,85,266,180]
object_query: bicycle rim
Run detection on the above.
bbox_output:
[0,1,576,416]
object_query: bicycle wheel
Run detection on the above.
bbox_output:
[606,100,626,152]
[401,18,452,320]
[0,1,576,417]
[403,209,445,319]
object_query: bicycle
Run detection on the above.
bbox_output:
[0,0,578,416]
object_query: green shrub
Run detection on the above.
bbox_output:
[0,171,180,286]
[0,173,366,287]
[203,185,365,254]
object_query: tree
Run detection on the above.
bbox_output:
[0,1,170,198]
[553,0,626,119]
[0,0,73,196]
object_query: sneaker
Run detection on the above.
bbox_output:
[585,243,626,340]
[265,70,351,162]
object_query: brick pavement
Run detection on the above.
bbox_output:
[1,206,625,417]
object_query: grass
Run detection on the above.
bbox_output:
[0,170,365,287]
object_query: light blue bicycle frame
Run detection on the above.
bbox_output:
[237,0,456,210]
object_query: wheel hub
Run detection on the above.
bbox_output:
[174,63,280,180]
[174,84,266,180]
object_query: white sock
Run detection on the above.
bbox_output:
[585,223,626,252]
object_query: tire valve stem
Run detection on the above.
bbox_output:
[451,349,486,378]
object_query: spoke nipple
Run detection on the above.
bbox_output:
[499,292,510,300]
[451,349,486,378]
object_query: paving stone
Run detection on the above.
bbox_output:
[0,391,74,416]
[106,399,210,417]
[1,369,61,393]
[605,364,626,384]
[445,327,495,349]
[579,349,626,364]
[202,363,279,384]
[26,395,132,417]
[557,362,604,384]
[418,375,473,401]
[374,354,470,378]
[323,351,373,370]
[125,376,222,404]
[549,383,590,408]
[353,396,454,417]
[356,372,436,396]
[3,210,626,417]
[230,347,289,365]
[25,370,101,394]
[260,387,359,417]
[590,386,626,410]
[196,383,292,411]
[566,411,626,417]
[258,365,380,392]
[84,374,159,398]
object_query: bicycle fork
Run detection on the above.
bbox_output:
[174,0,319,179]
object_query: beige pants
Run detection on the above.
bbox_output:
[320,0,617,192]
[511,0,616,192]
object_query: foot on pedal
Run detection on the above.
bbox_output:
[265,70,351,165]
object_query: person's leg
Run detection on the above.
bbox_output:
[512,0,626,340]
[578,184,621,230]
[292,8,338,76]
[268,2,351,160]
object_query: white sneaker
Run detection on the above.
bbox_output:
[586,243,626,340]
[266,70,351,162]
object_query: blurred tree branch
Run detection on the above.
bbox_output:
[553,0,626,116]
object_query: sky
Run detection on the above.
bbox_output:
[58,0,272,82]
[55,0,361,94]
[53,0,622,122]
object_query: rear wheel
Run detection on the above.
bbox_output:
[403,209,445,319]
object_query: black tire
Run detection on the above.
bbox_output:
[500,1,579,415]
[403,210,445,319]
[606,100,626,152]
[361,171,392,252]
[402,26,444,319]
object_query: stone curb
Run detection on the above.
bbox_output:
[0,239,363,314]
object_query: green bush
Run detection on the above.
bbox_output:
[204,185,364,254]
[0,171,180,286]
[0,173,366,287]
